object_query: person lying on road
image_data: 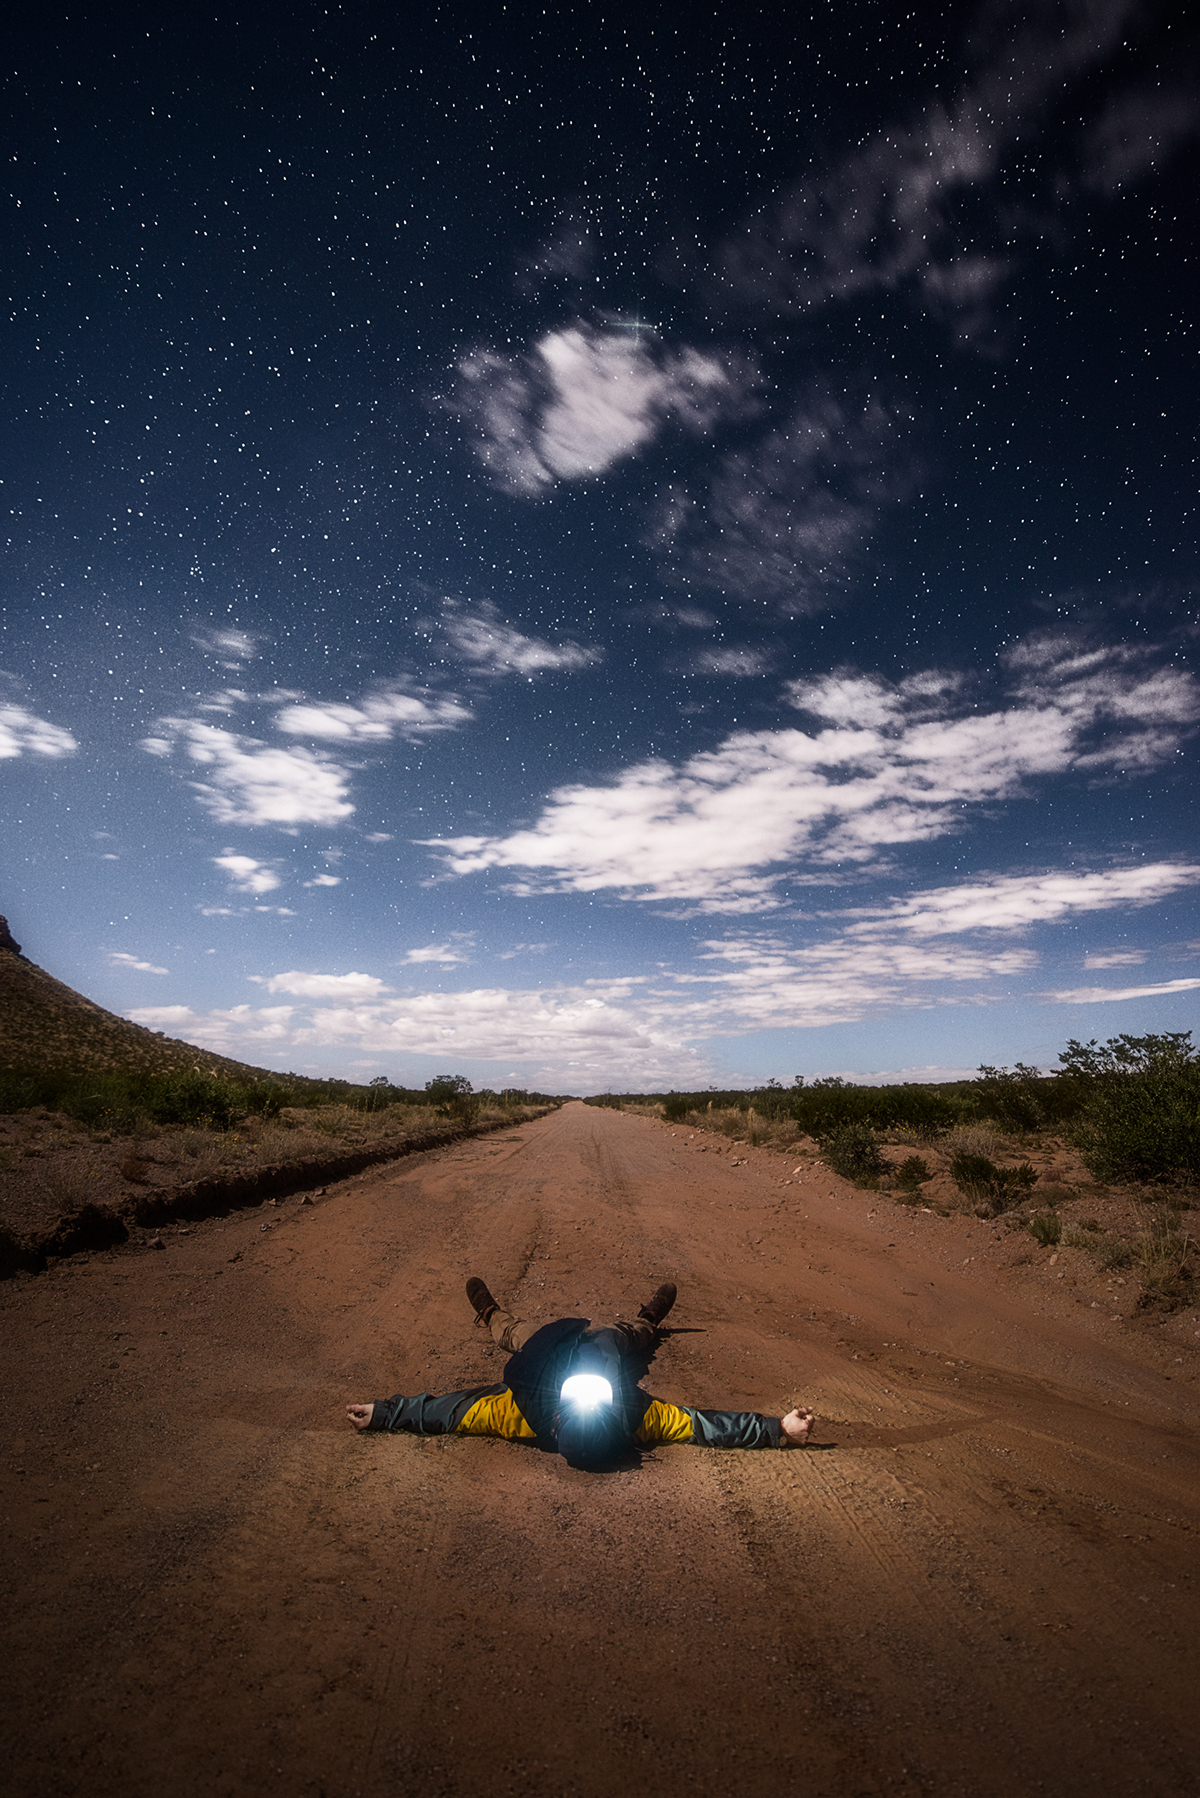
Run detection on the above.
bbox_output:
[347,1278,815,1470]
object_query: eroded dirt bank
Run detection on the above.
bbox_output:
[3,1102,1198,1798]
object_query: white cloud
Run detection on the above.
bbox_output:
[275,686,469,742]
[454,321,747,495]
[0,703,78,760]
[108,952,169,976]
[249,971,391,999]
[214,854,282,895]
[439,599,601,675]
[401,942,472,965]
[146,722,355,827]
[126,1004,298,1048]
[304,874,342,888]
[1044,978,1200,1005]
[121,840,1200,1082]
[844,866,1200,938]
[422,641,1200,909]
[1083,950,1146,970]
[123,984,712,1087]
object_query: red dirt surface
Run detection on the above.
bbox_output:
[3,1101,1198,1798]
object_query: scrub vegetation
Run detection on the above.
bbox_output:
[587,1032,1200,1310]
[0,1071,560,1275]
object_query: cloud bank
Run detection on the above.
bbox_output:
[423,639,1199,909]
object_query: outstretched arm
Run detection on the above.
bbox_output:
[638,1400,817,1449]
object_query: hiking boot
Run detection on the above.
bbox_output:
[637,1281,677,1329]
[466,1276,499,1327]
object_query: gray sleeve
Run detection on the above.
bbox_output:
[366,1384,502,1435]
[685,1408,784,1450]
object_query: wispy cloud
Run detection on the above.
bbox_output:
[1078,80,1200,192]
[1082,950,1146,970]
[453,320,750,495]
[0,702,78,759]
[304,874,342,888]
[651,389,912,608]
[274,684,470,742]
[143,722,355,828]
[1043,977,1200,1005]
[121,841,1200,1082]
[684,646,776,678]
[438,599,602,676]
[191,627,259,665]
[423,637,1199,909]
[108,951,169,975]
[843,866,1200,938]
[214,853,283,895]
[401,940,473,965]
[713,0,1194,341]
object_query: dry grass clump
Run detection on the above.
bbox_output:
[1132,1203,1193,1303]
[942,1123,1011,1160]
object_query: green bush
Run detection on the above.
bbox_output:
[895,1154,932,1191]
[818,1122,885,1186]
[791,1079,965,1140]
[1026,1211,1062,1247]
[661,1095,692,1122]
[950,1153,1038,1213]
[1060,1033,1200,1188]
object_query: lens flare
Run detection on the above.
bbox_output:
[560,1373,613,1409]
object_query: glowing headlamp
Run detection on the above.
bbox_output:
[560,1373,613,1410]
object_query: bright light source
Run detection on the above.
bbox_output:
[560,1373,613,1409]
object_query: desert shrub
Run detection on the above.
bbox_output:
[661,1095,693,1123]
[950,1153,1038,1214]
[818,1122,885,1186]
[973,1063,1086,1132]
[1026,1211,1062,1247]
[1133,1205,1193,1301]
[895,1154,932,1191]
[1060,1033,1200,1188]
[974,1064,1048,1132]
[424,1074,480,1125]
[790,1079,964,1140]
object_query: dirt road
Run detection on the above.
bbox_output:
[3,1101,1198,1797]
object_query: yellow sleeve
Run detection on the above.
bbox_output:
[635,1400,695,1445]
[457,1390,538,1440]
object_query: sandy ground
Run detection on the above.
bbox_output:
[3,1101,1198,1798]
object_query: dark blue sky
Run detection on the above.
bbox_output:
[4,0,1199,1089]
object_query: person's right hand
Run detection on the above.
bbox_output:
[346,1403,375,1430]
[781,1407,814,1446]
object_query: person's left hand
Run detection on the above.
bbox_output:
[780,1407,815,1446]
[346,1403,375,1430]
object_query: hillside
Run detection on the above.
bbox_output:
[0,922,280,1084]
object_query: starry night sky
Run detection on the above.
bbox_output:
[4,0,1199,1091]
